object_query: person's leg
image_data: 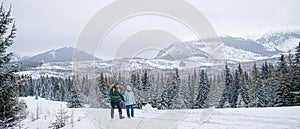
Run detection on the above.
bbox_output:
[111,102,116,119]
[116,101,124,119]
[116,101,122,114]
[125,105,130,118]
[131,104,134,117]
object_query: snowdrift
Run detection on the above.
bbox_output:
[18,97,300,129]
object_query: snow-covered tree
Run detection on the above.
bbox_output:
[236,64,249,108]
[260,62,269,106]
[67,75,83,108]
[155,73,165,109]
[172,68,189,109]
[186,72,196,108]
[249,62,264,107]
[95,73,110,108]
[230,68,240,108]
[267,64,277,107]
[275,55,292,107]
[0,3,20,128]
[49,105,69,129]
[219,63,232,108]
[141,70,151,103]
[292,42,300,105]
[194,70,210,108]
[160,71,178,109]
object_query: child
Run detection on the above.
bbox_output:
[124,86,135,118]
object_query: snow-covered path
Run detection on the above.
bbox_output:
[20,97,300,129]
[178,107,300,129]
[83,108,189,129]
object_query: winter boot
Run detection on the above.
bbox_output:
[111,109,114,119]
[119,113,125,119]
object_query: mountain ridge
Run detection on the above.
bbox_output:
[22,47,100,62]
[155,29,300,61]
[20,29,300,63]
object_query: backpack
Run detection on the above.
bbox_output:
[109,84,115,89]
[109,84,115,93]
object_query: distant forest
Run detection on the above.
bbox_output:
[16,43,300,109]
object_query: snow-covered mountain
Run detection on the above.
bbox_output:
[155,29,300,62]
[11,54,30,62]
[256,29,300,52]
[23,47,99,62]
[16,30,300,78]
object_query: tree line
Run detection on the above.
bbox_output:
[14,42,300,110]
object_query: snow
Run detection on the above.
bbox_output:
[223,45,270,62]
[263,38,299,52]
[49,50,57,58]
[17,97,300,129]
[18,97,97,129]
[142,104,158,113]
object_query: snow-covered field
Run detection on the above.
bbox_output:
[19,97,300,129]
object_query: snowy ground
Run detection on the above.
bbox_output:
[19,97,300,129]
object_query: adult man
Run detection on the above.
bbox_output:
[109,82,125,119]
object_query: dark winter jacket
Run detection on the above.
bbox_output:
[109,86,124,102]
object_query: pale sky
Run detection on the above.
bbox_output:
[2,0,300,58]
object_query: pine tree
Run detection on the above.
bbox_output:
[236,64,249,108]
[218,63,232,108]
[260,62,269,106]
[142,70,150,91]
[0,3,20,128]
[99,73,108,98]
[186,72,196,108]
[141,70,151,103]
[59,78,66,102]
[49,105,69,129]
[98,73,110,108]
[230,68,240,108]
[244,71,251,107]
[81,74,90,98]
[275,54,292,106]
[160,71,178,109]
[160,74,171,109]
[267,64,277,107]
[249,62,264,107]
[194,70,210,108]
[171,68,184,109]
[17,75,26,97]
[131,72,138,89]
[149,74,158,108]
[67,75,82,108]
[155,73,165,109]
[207,72,225,108]
[27,76,34,96]
[130,71,143,108]
[292,42,300,105]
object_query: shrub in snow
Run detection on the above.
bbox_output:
[18,99,28,119]
[49,106,69,129]
[142,104,158,113]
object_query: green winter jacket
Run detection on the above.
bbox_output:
[109,86,124,102]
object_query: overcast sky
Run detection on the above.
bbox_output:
[2,0,300,57]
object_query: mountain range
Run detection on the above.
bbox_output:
[15,29,300,78]
[155,29,300,61]
[16,29,300,63]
